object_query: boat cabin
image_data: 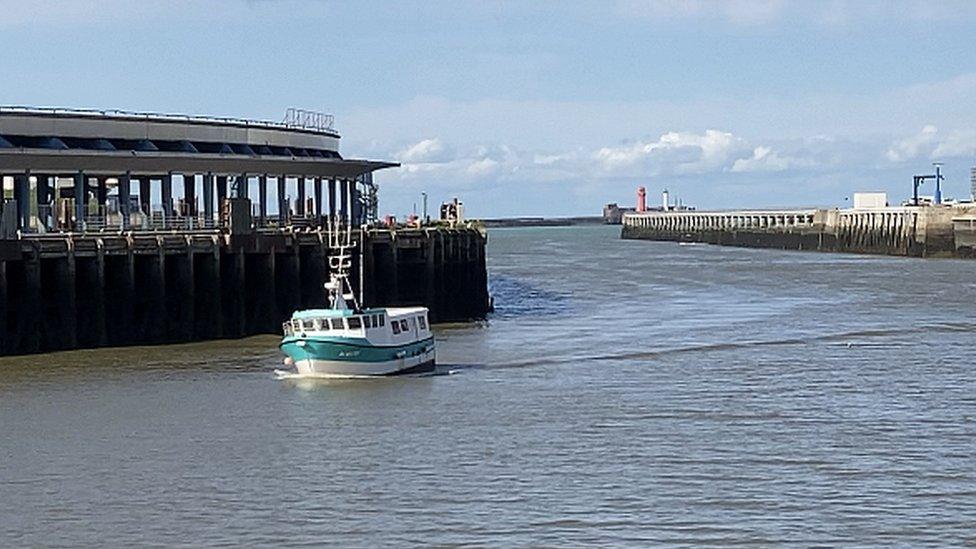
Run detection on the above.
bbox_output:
[282,307,431,344]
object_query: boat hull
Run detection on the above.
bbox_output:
[280,336,436,377]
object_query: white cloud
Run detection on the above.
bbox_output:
[615,0,976,26]
[466,157,500,177]
[593,129,750,175]
[391,141,521,184]
[932,129,976,159]
[885,125,976,162]
[616,0,787,25]
[731,145,812,173]
[886,125,939,162]
[396,138,454,164]
[382,129,835,190]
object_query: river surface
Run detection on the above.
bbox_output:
[2,225,975,546]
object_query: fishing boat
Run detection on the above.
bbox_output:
[278,209,435,377]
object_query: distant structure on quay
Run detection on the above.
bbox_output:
[621,166,976,258]
[603,186,694,224]
[0,106,490,356]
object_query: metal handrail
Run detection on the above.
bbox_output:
[0,105,338,135]
[283,108,335,132]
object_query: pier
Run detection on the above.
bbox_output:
[622,205,976,257]
[0,107,490,356]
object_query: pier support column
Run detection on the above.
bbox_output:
[133,251,166,344]
[258,174,268,226]
[296,177,306,217]
[60,254,78,350]
[0,260,6,355]
[183,174,196,220]
[203,173,215,226]
[274,246,300,325]
[245,249,276,333]
[138,176,151,219]
[162,172,174,226]
[119,172,132,230]
[299,243,327,309]
[328,178,337,223]
[236,173,249,200]
[314,177,323,227]
[216,175,228,212]
[424,233,436,318]
[96,176,108,223]
[14,173,29,232]
[35,174,51,230]
[220,250,246,338]
[165,250,195,342]
[74,171,88,230]
[376,238,399,307]
[340,179,349,223]
[22,252,42,352]
[76,251,107,347]
[104,252,135,346]
[363,234,376,307]
[277,175,287,225]
[193,249,222,339]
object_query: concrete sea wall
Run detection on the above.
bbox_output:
[0,227,490,356]
[622,206,976,258]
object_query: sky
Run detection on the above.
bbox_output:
[1,0,975,217]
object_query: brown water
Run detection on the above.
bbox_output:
[2,225,975,546]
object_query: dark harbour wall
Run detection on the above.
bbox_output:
[0,227,489,356]
[622,207,976,258]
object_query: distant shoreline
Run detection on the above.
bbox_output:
[480,216,607,228]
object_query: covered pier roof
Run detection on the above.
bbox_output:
[0,106,397,177]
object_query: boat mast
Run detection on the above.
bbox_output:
[325,179,360,311]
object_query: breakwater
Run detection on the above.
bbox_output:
[0,221,489,356]
[622,206,976,258]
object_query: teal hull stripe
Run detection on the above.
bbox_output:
[280,336,434,363]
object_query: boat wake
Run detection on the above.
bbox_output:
[485,321,976,370]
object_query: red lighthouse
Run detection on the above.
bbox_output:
[637,186,647,212]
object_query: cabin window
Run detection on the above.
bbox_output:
[418,316,427,330]
[368,315,377,328]
[296,320,306,332]
[348,316,362,330]
[329,318,343,330]
[379,315,385,327]
[399,319,409,332]
[392,321,401,335]
[312,319,323,331]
